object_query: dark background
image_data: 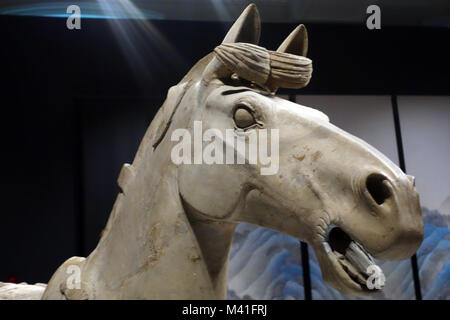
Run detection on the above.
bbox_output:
[0,14,449,290]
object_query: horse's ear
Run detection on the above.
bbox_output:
[277,24,308,56]
[222,4,261,44]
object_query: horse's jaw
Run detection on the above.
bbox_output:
[310,228,384,297]
[183,202,238,299]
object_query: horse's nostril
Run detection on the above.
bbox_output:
[366,173,391,205]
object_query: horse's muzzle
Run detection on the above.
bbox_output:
[362,172,424,260]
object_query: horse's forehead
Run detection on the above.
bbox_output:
[211,87,329,122]
[270,96,330,123]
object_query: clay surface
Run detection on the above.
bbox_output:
[0,4,423,300]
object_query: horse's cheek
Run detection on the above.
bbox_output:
[178,164,245,219]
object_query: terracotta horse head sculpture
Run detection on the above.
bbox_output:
[1,4,423,300]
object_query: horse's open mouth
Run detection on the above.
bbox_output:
[324,227,384,292]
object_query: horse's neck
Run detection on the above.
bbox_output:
[81,115,235,299]
[184,201,237,297]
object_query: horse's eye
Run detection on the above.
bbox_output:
[233,105,256,128]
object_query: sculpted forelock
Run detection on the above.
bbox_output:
[214,42,312,92]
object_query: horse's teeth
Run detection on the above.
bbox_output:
[337,255,367,286]
[344,241,376,277]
